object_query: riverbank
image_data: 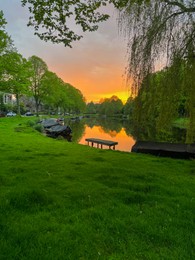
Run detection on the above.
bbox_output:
[0,117,194,259]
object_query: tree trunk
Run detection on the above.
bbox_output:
[16,93,20,116]
[35,98,39,117]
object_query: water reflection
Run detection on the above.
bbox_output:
[63,117,187,152]
[79,125,135,152]
[132,124,187,143]
[65,117,135,152]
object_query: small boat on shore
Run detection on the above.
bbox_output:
[40,118,72,139]
[45,124,72,138]
[131,141,195,159]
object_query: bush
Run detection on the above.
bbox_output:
[26,120,36,127]
[33,124,44,133]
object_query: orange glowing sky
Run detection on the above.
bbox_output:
[2,1,131,103]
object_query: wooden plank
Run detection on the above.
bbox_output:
[85,138,118,146]
[85,138,118,149]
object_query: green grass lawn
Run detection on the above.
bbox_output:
[0,117,194,259]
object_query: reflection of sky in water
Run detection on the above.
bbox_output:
[79,125,135,152]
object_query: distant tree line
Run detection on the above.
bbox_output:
[0,11,86,116]
[86,95,134,117]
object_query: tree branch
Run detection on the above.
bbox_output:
[163,0,195,13]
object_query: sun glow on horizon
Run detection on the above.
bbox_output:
[86,90,131,104]
[57,63,132,105]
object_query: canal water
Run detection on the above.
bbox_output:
[64,117,136,152]
[79,125,135,152]
[64,116,187,153]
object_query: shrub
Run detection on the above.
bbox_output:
[26,120,36,127]
[34,124,44,133]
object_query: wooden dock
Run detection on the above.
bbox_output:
[85,138,118,150]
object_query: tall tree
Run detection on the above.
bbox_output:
[0,11,15,80]
[132,59,195,143]
[28,55,48,115]
[99,95,123,116]
[117,0,195,142]
[39,71,63,113]
[39,71,86,114]
[65,84,86,114]
[1,52,32,115]
[0,10,13,55]
[0,12,27,115]
[123,97,134,117]
[86,101,98,114]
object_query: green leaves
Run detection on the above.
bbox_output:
[21,0,111,47]
[0,11,13,55]
[0,51,32,114]
[98,95,123,116]
[33,69,86,114]
[28,56,48,115]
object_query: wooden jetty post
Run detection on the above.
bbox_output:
[85,138,118,150]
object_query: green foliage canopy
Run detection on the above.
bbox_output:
[86,101,98,114]
[28,55,48,115]
[0,10,13,55]
[1,52,32,114]
[98,95,123,115]
[40,71,86,114]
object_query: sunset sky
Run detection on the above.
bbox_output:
[1,0,130,103]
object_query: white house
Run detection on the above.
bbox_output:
[0,92,16,105]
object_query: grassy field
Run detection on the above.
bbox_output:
[0,117,194,260]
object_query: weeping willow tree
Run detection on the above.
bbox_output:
[117,0,195,142]
[184,56,195,142]
[132,58,190,142]
[117,1,195,87]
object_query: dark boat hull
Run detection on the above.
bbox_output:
[131,141,195,159]
[41,118,72,139]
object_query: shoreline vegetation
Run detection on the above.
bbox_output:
[173,118,189,129]
[0,117,194,259]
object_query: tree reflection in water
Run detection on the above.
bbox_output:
[66,117,135,152]
[64,117,187,152]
